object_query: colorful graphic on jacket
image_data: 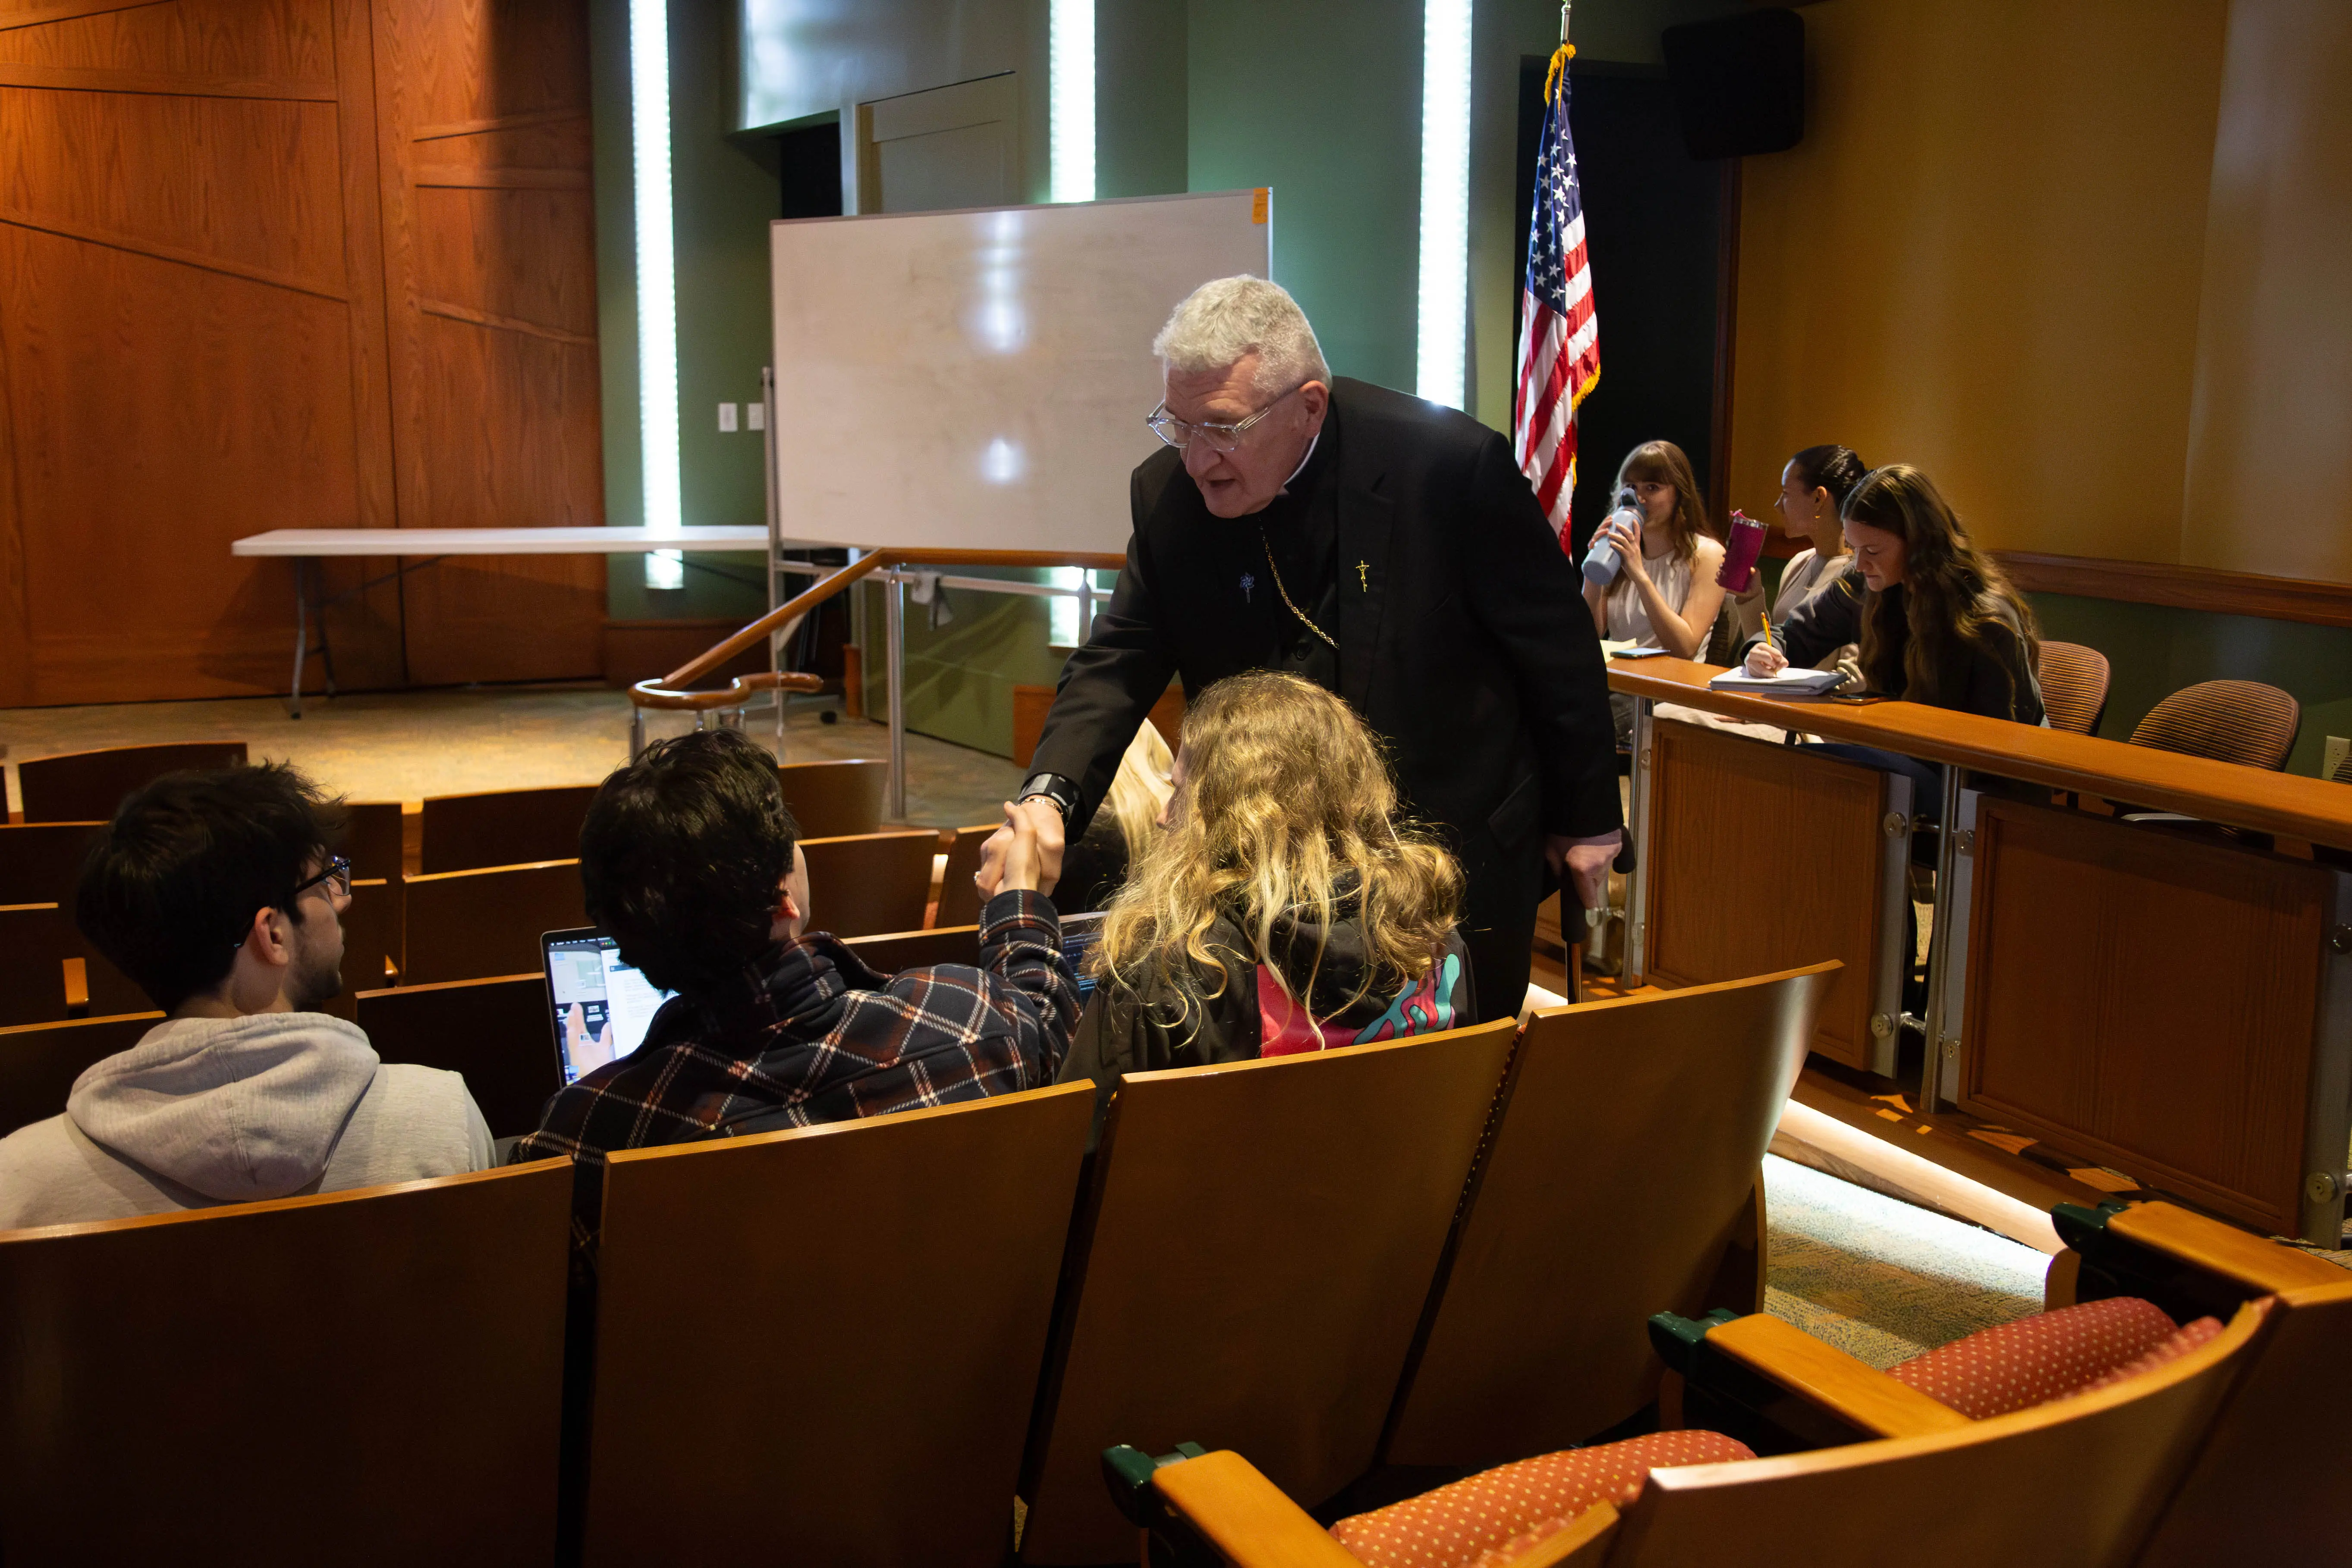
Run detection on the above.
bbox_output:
[1255,952,1462,1058]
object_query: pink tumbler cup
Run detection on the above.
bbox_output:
[1718,509,1766,593]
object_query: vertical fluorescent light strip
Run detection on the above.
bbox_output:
[1049,0,1095,203]
[631,0,684,588]
[1415,0,1472,408]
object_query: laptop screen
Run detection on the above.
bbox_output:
[1059,910,1105,1002]
[543,928,676,1085]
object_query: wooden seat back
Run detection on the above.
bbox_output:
[0,1161,573,1565]
[1597,1298,2270,1568]
[0,903,142,1025]
[1385,963,1838,1468]
[398,859,586,986]
[778,757,887,838]
[800,829,940,938]
[933,823,997,928]
[0,821,102,905]
[0,1012,162,1138]
[354,974,560,1139]
[15,742,250,823]
[580,1082,1095,1567]
[419,784,599,874]
[334,877,401,1001]
[1016,1018,1521,1565]
[842,923,982,975]
[342,800,408,882]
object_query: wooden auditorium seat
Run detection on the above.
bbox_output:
[398,860,587,987]
[354,974,560,1140]
[0,903,143,1025]
[0,1012,161,1138]
[931,822,997,928]
[419,784,599,874]
[1112,1294,2269,1568]
[778,757,887,838]
[577,1081,1096,1567]
[799,829,939,939]
[2127,679,2299,770]
[336,877,401,1000]
[1015,1018,1520,1565]
[2046,1199,2352,1568]
[341,799,408,883]
[841,924,982,974]
[2032,640,2112,736]
[14,742,249,823]
[1383,962,1839,1469]
[0,1160,573,1564]
[0,821,103,905]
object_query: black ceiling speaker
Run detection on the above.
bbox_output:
[1661,7,1805,160]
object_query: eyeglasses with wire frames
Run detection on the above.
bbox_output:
[1145,384,1301,453]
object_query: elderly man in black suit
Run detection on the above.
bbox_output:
[997,276,1621,1021]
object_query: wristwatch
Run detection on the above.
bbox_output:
[1017,771,1080,827]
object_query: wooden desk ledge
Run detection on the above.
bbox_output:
[1702,1313,1973,1439]
[2107,1201,2351,1295]
[1606,654,2352,851]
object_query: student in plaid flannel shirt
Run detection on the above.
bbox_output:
[512,729,1075,1172]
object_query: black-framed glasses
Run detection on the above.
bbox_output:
[1145,385,1300,453]
[289,855,352,904]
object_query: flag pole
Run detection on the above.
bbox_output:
[1546,2,1576,102]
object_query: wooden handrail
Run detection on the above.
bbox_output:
[630,669,824,712]
[656,546,1128,691]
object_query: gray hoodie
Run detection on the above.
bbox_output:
[0,1012,495,1229]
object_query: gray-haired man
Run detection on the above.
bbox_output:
[1003,276,1621,1021]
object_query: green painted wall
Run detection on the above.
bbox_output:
[2027,594,2352,778]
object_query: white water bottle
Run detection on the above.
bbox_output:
[1583,488,1641,588]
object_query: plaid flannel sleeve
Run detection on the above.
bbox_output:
[975,888,1080,1083]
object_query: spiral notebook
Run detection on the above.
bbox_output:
[1706,666,1846,695]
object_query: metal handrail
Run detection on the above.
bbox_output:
[637,545,1127,815]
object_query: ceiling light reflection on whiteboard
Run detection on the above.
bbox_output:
[981,437,1025,484]
[969,210,1028,354]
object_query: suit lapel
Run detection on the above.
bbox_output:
[1332,390,1396,714]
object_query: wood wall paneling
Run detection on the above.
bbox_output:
[1960,798,2325,1233]
[1644,720,1886,1069]
[368,0,602,687]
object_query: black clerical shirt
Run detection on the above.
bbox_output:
[1242,421,1341,689]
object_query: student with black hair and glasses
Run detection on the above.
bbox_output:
[0,764,495,1227]
[514,729,1078,1170]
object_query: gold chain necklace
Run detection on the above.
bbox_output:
[1258,526,1336,649]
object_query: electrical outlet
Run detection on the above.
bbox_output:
[717,402,739,432]
[747,402,765,431]
[2325,735,2349,779]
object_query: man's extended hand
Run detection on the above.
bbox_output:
[975,795,1066,900]
[1546,833,1618,914]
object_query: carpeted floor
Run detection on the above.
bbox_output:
[1761,1153,2050,1368]
[0,687,1024,829]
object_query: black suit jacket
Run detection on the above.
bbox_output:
[1032,379,1620,864]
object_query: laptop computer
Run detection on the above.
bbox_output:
[541,911,1110,1084]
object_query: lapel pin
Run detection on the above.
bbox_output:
[1239,572,1255,604]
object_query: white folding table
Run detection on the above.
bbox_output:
[231,527,771,715]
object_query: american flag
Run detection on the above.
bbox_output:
[1513,53,1599,547]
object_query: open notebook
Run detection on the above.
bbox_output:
[1707,665,1846,695]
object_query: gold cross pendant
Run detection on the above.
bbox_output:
[1356,560,1370,591]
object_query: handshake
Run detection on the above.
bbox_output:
[973,796,1066,901]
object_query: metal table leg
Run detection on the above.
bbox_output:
[885,576,907,822]
[1623,697,1655,987]
[1918,764,1966,1112]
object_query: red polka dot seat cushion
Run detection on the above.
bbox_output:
[1886,1296,2221,1420]
[1327,1429,1755,1568]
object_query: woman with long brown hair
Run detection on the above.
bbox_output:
[1745,464,2043,724]
[1058,670,1472,1110]
[1582,439,1726,661]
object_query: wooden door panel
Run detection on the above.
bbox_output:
[1646,720,1887,1068]
[1961,799,2326,1232]
[371,0,602,686]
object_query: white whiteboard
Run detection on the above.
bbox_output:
[769,190,1271,554]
